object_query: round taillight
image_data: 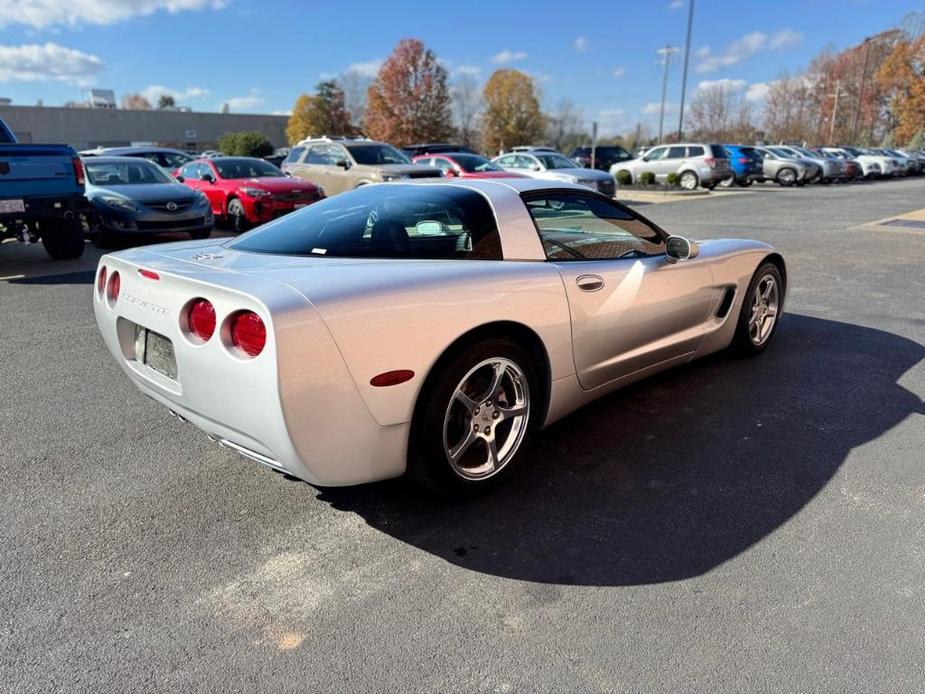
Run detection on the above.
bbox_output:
[187,299,216,342]
[229,311,266,358]
[107,271,120,305]
[97,266,107,297]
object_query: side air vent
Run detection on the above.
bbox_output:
[716,287,736,318]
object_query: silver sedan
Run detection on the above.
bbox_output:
[94,179,785,496]
[492,151,616,196]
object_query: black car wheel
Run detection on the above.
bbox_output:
[40,219,85,260]
[227,199,250,234]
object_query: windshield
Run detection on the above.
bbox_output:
[536,154,578,169]
[86,160,173,185]
[160,151,193,169]
[768,147,796,158]
[346,144,412,165]
[214,158,283,179]
[228,184,502,260]
[452,154,503,173]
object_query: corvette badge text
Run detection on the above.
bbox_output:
[121,292,171,317]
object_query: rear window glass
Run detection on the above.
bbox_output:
[228,184,502,260]
[687,146,704,157]
[708,145,728,158]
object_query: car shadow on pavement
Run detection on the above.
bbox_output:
[317,314,924,587]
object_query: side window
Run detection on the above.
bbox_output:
[308,144,345,165]
[686,146,704,157]
[645,147,667,161]
[178,163,199,179]
[496,155,517,167]
[516,155,536,169]
[284,147,304,164]
[667,146,687,159]
[433,157,454,173]
[525,193,665,261]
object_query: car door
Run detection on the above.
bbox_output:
[637,146,667,179]
[524,191,717,390]
[659,146,688,181]
[196,162,225,214]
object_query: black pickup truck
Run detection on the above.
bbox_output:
[0,117,88,259]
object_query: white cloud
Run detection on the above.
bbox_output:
[491,49,527,65]
[668,0,684,9]
[345,59,383,78]
[598,107,628,133]
[745,81,772,102]
[611,66,626,79]
[697,78,747,92]
[574,36,589,53]
[140,84,210,103]
[0,0,227,29]
[221,89,264,112]
[642,101,677,115]
[769,28,803,50]
[696,28,803,73]
[454,64,482,77]
[270,109,292,116]
[0,42,103,86]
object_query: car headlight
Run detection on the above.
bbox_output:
[240,187,271,197]
[101,196,136,212]
[381,173,409,182]
[577,179,597,188]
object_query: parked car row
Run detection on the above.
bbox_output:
[607,141,925,190]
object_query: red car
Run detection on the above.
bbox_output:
[177,157,324,232]
[412,152,528,179]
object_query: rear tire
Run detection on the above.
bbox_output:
[731,262,783,356]
[408,338,539,497]
[40,219,85,260]
[719,175,736,188]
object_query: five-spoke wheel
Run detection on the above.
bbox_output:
[733,261,784,354]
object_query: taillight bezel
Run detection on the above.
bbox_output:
[106,271,120,306]
[184,298,217,344]
[97,265,107,299]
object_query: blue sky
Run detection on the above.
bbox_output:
[0,0,920,135]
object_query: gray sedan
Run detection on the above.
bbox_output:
[492,151,616,196]
[83,156,214,246]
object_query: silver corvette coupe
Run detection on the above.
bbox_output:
[94,179,786,495]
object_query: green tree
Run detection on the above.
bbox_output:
[218,132,273,157]
[286,81,354,144]
[157,94,176,110]
[481,69,545,154]
[907,129,925,149]
[364,38,453,146]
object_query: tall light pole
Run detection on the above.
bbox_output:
[677,0,695,142]
[657,45,679,144]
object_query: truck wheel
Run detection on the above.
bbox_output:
[41,219,85,260]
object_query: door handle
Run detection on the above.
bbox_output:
[576,274,605,292]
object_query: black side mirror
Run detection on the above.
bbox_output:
[175,175,185,183]
[201,173,215,183]
[336,160,350,169]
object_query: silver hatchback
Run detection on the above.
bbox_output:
[610,143,731,190]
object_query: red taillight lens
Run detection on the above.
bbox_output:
[738,157,749,164]
[229,311,266,358]
[138,268,160,281]
[97,266,107,297]
[704,157,716,168]
[73,157,85,186]
[107,271,120,304]
[187,299,216,342]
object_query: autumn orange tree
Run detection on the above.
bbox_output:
[363,39,453,146]
[876,34,925,144]
[287,81,354,144]
[481,69,544,154]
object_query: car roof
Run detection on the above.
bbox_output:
[100,146,189,155]
[83,156,166,165]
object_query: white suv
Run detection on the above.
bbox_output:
[610,143,731,190]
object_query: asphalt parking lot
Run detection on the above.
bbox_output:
[2,179,923,693]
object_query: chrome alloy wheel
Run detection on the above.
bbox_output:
[679,171,698,190]
[443,357,530,480]
[749,274,780,345]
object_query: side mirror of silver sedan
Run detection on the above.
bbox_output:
[666,236,700,263]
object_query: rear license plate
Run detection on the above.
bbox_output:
[135,326,177,380]
[0,199,25,214]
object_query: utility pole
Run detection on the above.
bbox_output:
[657,45,679,144]
[677,0,695,142]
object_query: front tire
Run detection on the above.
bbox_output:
[408,338,539,497]
[777,168,797,187]
[226,199,250,234]
[40,219,85,260]
[731,262,783,355]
